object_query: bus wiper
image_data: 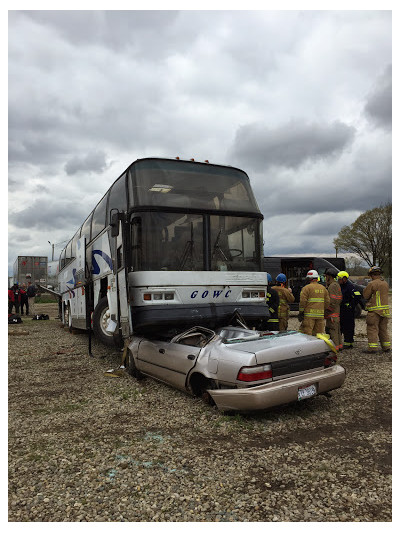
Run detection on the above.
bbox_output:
[179,223,195,270]
[212,229,228,262]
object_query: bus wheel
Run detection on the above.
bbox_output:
[63,303,72,332]
[127,349,144,380]
[93,297,115,346]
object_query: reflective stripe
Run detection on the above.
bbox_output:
[267,319,279,323]
[382,341,391,347]
[368,343,379,348]
[308,298,325,302]
[354,291,361,296]
[344,342,353,347]
[331,295,342,299]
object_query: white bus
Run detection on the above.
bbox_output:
[58,157,269,346]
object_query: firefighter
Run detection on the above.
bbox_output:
[362,266,391,353]
[324,268,343,351]
[337,271,362,349]
[265,273,279,331]
[271,273,294,331]
[298,270,330,336]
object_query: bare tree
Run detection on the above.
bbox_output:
[333,203,392,273]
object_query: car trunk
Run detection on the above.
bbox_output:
[224,331,329,379]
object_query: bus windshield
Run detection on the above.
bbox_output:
[132,212,260,271]
[129,159,259,213]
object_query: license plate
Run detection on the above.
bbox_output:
[298,383,317,400]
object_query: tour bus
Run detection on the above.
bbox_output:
[58,157,269,346]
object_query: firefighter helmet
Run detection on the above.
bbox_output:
[306,269,319,280]
[325,268,338,278]
[368,265,382,276]
[276,273,287,283]
[337,271,350,279]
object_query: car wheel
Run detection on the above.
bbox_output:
[354,303,362,319]
[92,297,115,346]
[191,374,217,406]
[127,349,144,380]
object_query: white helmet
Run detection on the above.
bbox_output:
[306,269,319,280]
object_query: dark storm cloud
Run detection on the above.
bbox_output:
[9,200,88,231]
[65,150,109,175]
[230,120,356,171]
[364,65,392,130]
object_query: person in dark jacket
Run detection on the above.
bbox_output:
[337,271,362,349]
[20,284,29,315]
[266,273,279,331]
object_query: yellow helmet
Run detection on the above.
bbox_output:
[337,271,349,279]
[368,266,382,276]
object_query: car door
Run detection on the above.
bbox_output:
[137,339,201,391]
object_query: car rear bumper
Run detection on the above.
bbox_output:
[208,364,346,412]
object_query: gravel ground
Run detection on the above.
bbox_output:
[8,303,392,522]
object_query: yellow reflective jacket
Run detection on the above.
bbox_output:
[363,278,390,317]
[299,282,330,319]
[271,285,295,318]
[326,280,342,318]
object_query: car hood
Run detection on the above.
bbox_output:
[222,331,329,364]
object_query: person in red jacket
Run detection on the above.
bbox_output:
[11,284,22,314]
[8,287,15,314]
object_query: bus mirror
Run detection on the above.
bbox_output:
[111,213,120,238]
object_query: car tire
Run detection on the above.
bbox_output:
[191,374,217,406]
[92,297,115,347]
[355,303,362,319]
[127,349,144,380]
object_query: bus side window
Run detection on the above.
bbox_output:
[81,213,93,244]
[108,173,127,224]
[60,249,66,270]
[65,241,72,266]
[71,231,79,260]
[92,194,108,240]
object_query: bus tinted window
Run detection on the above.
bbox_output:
[60,249,66,270]
[133,212,204,271]
[108,173,127,222]
[210,216,260,271]
[71,231,80,259]
[65,241,72,264]
[91,194,108,240]
[81,213,93,243]
[129,159,259,212]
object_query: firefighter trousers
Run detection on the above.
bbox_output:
[340,309,355,347]
[300,317,325,336]
[366,311,391,351]
[325,317,342,350]
[278,317,289,331]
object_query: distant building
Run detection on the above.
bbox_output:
[13,256,48,287]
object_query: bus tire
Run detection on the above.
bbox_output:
[63,302,72,332]
[92,297,115,347]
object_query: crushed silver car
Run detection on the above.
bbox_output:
[126,326,346,412]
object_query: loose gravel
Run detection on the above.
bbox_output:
[8,303,392,522]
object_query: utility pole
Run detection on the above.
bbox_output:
[48,241,55,261]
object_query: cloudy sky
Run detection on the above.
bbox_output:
[8,8,392,275]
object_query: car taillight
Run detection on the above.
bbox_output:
[237,364,272,382]
[324,354,337,367]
